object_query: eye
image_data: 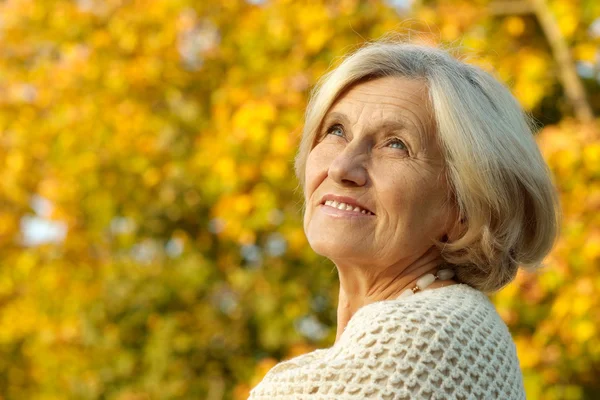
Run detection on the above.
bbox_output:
[326,124,345,137]
[387,138,407,151]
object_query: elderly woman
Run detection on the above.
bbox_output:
[249,41,559,399]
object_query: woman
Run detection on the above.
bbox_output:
[249,41,559,399]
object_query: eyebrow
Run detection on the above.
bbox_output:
[321,112,351,129]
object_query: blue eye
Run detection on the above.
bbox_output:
[327,124,344,137]
[388,138,407,150]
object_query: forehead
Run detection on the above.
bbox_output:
[326,76,434,133]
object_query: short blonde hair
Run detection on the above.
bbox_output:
[295,41,560,293]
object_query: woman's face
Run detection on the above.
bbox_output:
[303,76,457,268]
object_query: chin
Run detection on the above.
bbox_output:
[307,234,367,262]
[304,213,374,262]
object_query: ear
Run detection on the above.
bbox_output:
[443,203,467,243]
[446,216,466,242]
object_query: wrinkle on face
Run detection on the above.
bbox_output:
[303,76,456,271]
[342,82,433,150]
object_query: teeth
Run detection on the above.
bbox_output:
[322,200,373,215]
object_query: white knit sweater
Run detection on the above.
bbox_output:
[249,284,525,399]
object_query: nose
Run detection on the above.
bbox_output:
[327,143,368,187]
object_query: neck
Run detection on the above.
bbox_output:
[334,246,445,343]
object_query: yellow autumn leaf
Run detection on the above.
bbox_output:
[573,320,596,343]
[515,336,541,368]
[504,16,525,37]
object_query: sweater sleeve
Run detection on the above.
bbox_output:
[249,285,526,400]
[332,287,526,399]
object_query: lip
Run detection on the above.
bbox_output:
[318,204,375,218]
[318,194,375,215]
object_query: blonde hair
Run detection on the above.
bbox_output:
[295,41,560,293]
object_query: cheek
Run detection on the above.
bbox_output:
[304,148,330,201]
[413,185,455,234]
[382,173,449,225]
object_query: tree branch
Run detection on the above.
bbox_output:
[529,0,595,123]
[488,1,533,16]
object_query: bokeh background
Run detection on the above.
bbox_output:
[0,0,599,399]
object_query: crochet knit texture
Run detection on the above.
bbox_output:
[249,284,525,399]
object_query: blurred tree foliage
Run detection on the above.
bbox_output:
[0,0,598,399]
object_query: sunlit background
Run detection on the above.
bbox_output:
[0,0,599,399]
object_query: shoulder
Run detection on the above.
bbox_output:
[337,284,525,399]
[250,284,526,399]
[341,284,501,342]
[345,284,505,332]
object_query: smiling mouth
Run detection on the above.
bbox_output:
[322,200,375,215]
